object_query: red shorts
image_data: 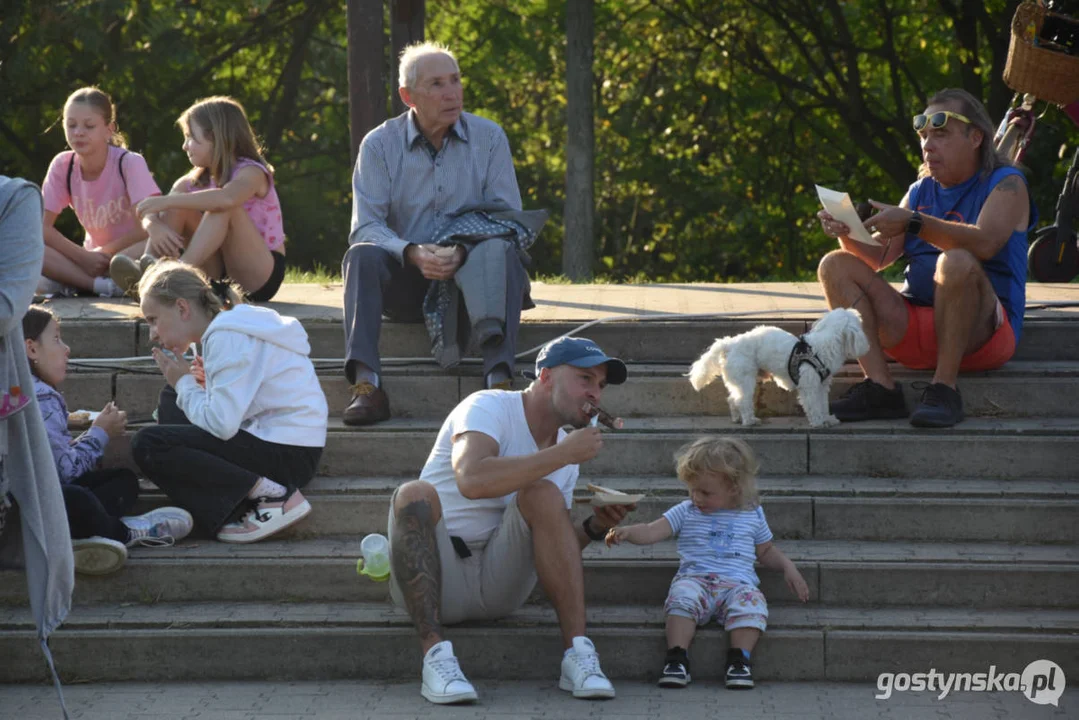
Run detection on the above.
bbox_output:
[883,299,1016,372]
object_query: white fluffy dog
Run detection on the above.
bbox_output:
[687,308,870,428]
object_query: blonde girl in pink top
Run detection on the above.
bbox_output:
[41,87,162,296]
[128,96,286,302]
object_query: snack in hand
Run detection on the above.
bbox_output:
[583,401,624,430]
[67,411,91,428]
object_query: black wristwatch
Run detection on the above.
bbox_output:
[583,516,607,542]
[906,211,924,237]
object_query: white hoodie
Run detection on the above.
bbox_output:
[175,304,328,447]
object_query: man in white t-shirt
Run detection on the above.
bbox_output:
[386,336,634,705]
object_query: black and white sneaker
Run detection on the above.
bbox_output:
[725,658,754,689]
[658,647,691,688]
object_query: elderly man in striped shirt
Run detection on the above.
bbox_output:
[341,42,526,426]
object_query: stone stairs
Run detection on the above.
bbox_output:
[2,285,1078,686]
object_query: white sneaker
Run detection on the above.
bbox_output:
[559,636,615,699]
[72,537,128,575]
[216,490,312,544]
[122,506,194,547]
[92,276,126,298]
[421,641,478,704]
[37,276,77,298]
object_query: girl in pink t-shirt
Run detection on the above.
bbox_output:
[131,96,286,302]
[41,87,162,296]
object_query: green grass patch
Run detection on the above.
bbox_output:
[284,264,340,284]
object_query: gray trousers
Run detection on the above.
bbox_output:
[341,242,525,380]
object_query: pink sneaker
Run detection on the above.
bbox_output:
[216,490,312,544]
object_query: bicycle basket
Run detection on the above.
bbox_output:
[1004,1,1079,106]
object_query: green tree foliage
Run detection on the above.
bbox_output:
[0,0,351,270]
[2,0,1075,281]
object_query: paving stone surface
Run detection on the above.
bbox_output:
[1,679,1074,720]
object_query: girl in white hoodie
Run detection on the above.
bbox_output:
[130,260,328,543]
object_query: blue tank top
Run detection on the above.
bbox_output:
[902,167,1037,344]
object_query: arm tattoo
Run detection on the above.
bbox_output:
[392,499,443,645]
[995,176,1022,195]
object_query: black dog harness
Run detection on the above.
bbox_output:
[786,336,830,386]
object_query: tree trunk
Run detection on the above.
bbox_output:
[264,0,324,154]
[564,0,595,280]
[391,0,426,116]
[347,0,387,166]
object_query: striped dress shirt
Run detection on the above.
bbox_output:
[349,110,522,263]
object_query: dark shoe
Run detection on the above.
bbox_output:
[658,646,691,688]
[830,379,908,422]
[909,382,964,428]
[725,658,754,689]
[109,254,144,296]
[342,382,390,426]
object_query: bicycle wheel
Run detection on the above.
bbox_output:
[1028,225,1079,282]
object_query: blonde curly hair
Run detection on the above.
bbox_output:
[675,435,760,509]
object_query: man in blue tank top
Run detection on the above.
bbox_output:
[816,88,1037,428]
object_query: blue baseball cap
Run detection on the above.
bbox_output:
[528,336,627,385]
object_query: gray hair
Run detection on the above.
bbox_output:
[398,42,459,89]
[918,88,1011,179]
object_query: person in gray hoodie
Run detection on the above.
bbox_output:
[130,260,328,543]
[0,176,73,715]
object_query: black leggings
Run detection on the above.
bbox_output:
[63,468,139,544]
[134,384,321,533]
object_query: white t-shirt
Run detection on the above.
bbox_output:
[418,390,578,546]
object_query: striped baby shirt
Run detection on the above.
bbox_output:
[663,500,774,586]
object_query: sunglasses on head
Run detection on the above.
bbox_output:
[913,111,972,132]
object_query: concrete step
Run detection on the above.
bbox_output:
[2,538,1074,608]
[54,315,1079,364]
[97,416,1079,483]
[6,679,1071,720]
[294,474,1079,498]
[115,474,1079,543]
[61,360,1079,421]
[295,417,1079,479]
[2,601,1076,683]
[97,417,1079,480]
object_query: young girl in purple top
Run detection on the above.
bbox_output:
[114,96,287,302]
[23,306,193,575]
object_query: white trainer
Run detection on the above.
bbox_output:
[122,506,194,547]
[421,640,478,704]
[216,490,312,544]
[72,537,128,575]
[559,636,616,699]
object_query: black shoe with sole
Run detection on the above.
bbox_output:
[829,379,909,422]
[909,382,964,428]
[725,658,754,689]
[658,646,691,688]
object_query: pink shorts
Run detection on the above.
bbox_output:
[883,299,1016,372]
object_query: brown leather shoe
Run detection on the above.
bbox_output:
[342,382,390,426]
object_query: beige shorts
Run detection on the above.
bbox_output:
[387,488,537,624]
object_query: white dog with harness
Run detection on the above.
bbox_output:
[687,308,870,427]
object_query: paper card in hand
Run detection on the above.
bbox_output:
[816,185,880,246]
